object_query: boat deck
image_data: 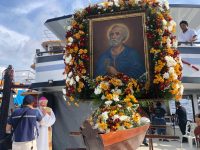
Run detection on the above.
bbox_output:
[138,139,197,150]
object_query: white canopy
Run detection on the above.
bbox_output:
[44,4,200,40]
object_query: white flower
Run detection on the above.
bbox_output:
[65,54,72,64]
[101,95,106,100]
[67,26,72,31]
[101,111,109,121]
[135,0,141,4]
[172,40,178,48]
[165,56,177,67]
[179,84,184,95]
[75,75,80,82]
[67,42,72,46]
[172,73,178,80]
[94,86,102,95]
[66,76,70,83]
[111,88,122,95]
[62,88,66,95]
[117,104,122,108]
[113,94,119,102]
[163,0,169,10]
[178,56,183,67]
[68,71,73,78]
[105,100,113,106]
[93,123,98,129]
[166,37,171,48]
[162,19,167,26]
[98,2,113,8]
[140,117,150,125]
[113,115,120,120]
[169,67,175,74]
[163,72,169,79]
[113,0,120,7]
[68,37,73,43]
[69,78,75,86]
[119,115,130,121]
[158,0,169,10]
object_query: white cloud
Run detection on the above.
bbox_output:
[0,66,6,79]
[0,25,42,70]
[12,1,45,15]
[0,25,30,51]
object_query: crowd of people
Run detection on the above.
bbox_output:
[6,95,56,150]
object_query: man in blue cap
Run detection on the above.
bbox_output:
[6,95,42,150]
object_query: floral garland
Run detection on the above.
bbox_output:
[63,0,183,131]
[64,0,183,100]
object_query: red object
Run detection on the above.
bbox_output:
[100,124,149,150]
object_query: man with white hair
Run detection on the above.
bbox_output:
[95,23,145,78]
[36,96,56,150]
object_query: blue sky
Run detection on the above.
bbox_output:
[0,0,200,76]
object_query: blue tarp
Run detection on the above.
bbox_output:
[13,90,25,106]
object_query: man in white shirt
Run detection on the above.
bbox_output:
[178,20,197,46]
[36,96,56,150]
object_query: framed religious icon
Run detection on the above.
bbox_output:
[89,12,150,82]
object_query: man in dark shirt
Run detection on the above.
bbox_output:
[153,102,168,141]
[176,101,188,142]
[6,95,42,150]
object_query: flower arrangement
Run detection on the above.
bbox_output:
[63,0,183,132]
[90,74,143,132]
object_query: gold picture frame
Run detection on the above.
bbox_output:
[89,12,150,82]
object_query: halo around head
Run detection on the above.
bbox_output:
[107,23,130,43]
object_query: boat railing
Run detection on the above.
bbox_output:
[36,49,64,57]
[14,70,35,85]
[178,41,200,47]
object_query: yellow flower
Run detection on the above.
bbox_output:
[67,101,71,106]
[110,110,117,116]
[150,48,161,54]
[74,102,79,107]
[174,64,181,75]
[78,49,84,55]
[128,94,138,103]
[133,113,141,123]
[100,82,109,91]
[77,88,82,93]
[81,69,86,74]
[124,97,130,103]
[124,122,132,129]
[155,60,165,73]
[126,102,133,107]
[74,33,80,39]
[156,29,163,35]
[69,96,74,102]
[106,93,113,100]
[96,76,103,82]
[166,48,174,55]
[78,30,85,35]
[72,20,77,27]
[74,45,79,53]
[110,78,122,87]
[175,94,181,100]
[79,81,84,89]
[153,74,164,84]
[79,24,84,29]
[99,122,108,130]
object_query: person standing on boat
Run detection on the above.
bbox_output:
[36,96,56,150]
[153,102,168,141]
[178,20,197,46]
[176,101,188,143]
